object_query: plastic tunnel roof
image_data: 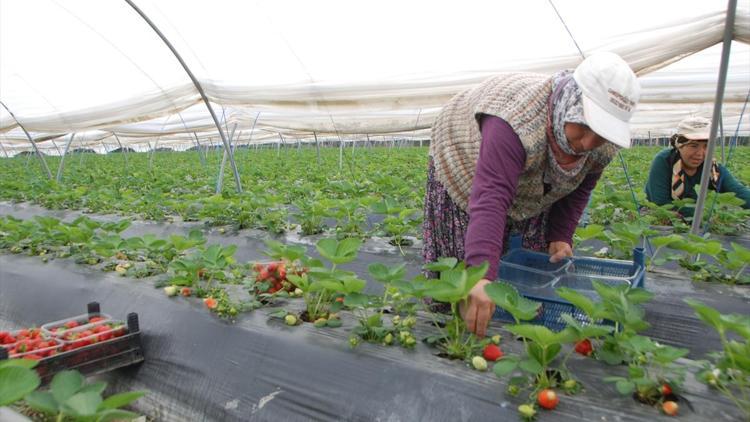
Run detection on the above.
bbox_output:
[1,0,749,155]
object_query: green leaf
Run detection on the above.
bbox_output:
[556,288,597,319]
[685,299,724,332]
[507,324,557,348]
[98,391,146,410]
[423,257,458,272]
[368,262,406,283]
[343,292,370,308]
[625,288,653,305]
[0,366,41,406]
[615,380,635,395]
[79,381,107,396]
[62,391,103,417]
[23,391,58,414]
[652,345,689,365]
[519,359,543,375]
[325,318,343,328]
[95,409,140,422]
[485,282,540,322]
[492,357,519,377]
[316,238,361,264]
[575,224,604,241]
[0,359,38,370]
[651,234,684,248]
[546,343,562,362]
[51,370,85,404]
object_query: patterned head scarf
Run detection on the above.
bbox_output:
[545,70,589,180]
[668,135,720,200]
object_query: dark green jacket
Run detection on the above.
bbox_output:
[645,148,750,217]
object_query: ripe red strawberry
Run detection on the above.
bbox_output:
[662,400,678,416]
[661,384,672,396]
[259,268,270,280]
[89,316,106,323]
[267,262,278,272]
[181,287,192,297]
[64,320,79,329]
[483,344,504,361]
[574,339,593,356]
[537,389,559,410]
[204,297,218,309]
[277,264,287,279]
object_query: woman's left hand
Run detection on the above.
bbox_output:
[549,241,573,263]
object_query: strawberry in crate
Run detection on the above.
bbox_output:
[59,321,128,352]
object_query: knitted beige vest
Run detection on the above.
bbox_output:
[429,72,617,221]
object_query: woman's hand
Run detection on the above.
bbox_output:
[459,279,495,338]
[549,241,573,263]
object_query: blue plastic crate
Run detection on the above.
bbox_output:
[492,247,645,331]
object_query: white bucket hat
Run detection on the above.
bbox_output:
[676,116,711,140]
[573,52,640,148]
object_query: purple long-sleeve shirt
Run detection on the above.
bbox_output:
[464,115,601,280]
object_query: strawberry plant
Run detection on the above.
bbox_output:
[23,370,145,421]
[408,258,489,360]
[343,262,415,347]
[685,299,750,418]
[371,198,421,252]
[603,335,688,407]
[329,198,369,240]
[286,237,363,323]
[717,243,750,284]
[293,197,333,236]
[646,234,684,271]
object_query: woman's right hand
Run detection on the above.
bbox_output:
[459,279,496,338]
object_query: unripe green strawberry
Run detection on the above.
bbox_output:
[349,336,360,348]
[472,356,488,371]
[284,314,297,326]
[518,404,536,419]
[403,316,416,328]
[314,318,328,328]
[383,333,393,345]
[293,288,303,297]
[491,334,501,345]
[164,285,178,297]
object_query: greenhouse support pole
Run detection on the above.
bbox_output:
[719,116,725,163]
[125,0,242,193]
[216,123,238,194]
[277,134,282,157]
[192,132,207,167]
[112,133,129,169]
[56,133,76,183]
[247,112,260,158]
[691,0,736,235]
[51,139,62,157]
[339,138,344,171]
[101,140,110,155]
[313,132,321,166]
[148,138,160,170]
[0,140,9,158]
[0,100,52,179]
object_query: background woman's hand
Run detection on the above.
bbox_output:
[459,279,495,338]
[548,241,573,263]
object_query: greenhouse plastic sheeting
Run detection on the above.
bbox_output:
[1,1,749,156]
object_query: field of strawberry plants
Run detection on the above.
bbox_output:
[0,145,748,421]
